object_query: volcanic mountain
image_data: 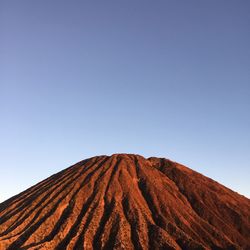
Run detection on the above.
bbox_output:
[0,154,249,250]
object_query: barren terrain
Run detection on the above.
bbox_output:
[0,154,249,249]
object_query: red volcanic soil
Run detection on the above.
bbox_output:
[0,154,249,249]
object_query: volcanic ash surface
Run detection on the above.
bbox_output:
[0,154,249,249]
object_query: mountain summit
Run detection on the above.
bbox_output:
[0,154,249,249]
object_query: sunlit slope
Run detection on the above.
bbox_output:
[0,154,249,249]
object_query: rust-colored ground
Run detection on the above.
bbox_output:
[0,154,249,249]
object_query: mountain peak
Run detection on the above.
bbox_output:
[0,154,249,249]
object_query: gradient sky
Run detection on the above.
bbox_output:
[1,1,250,202]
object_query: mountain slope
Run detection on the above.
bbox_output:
[0,154,249,249]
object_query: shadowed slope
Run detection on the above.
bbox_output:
[0,154,249,249]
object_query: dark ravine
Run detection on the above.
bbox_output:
[0,154,249,249]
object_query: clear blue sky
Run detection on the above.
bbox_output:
[1,1,249,202]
